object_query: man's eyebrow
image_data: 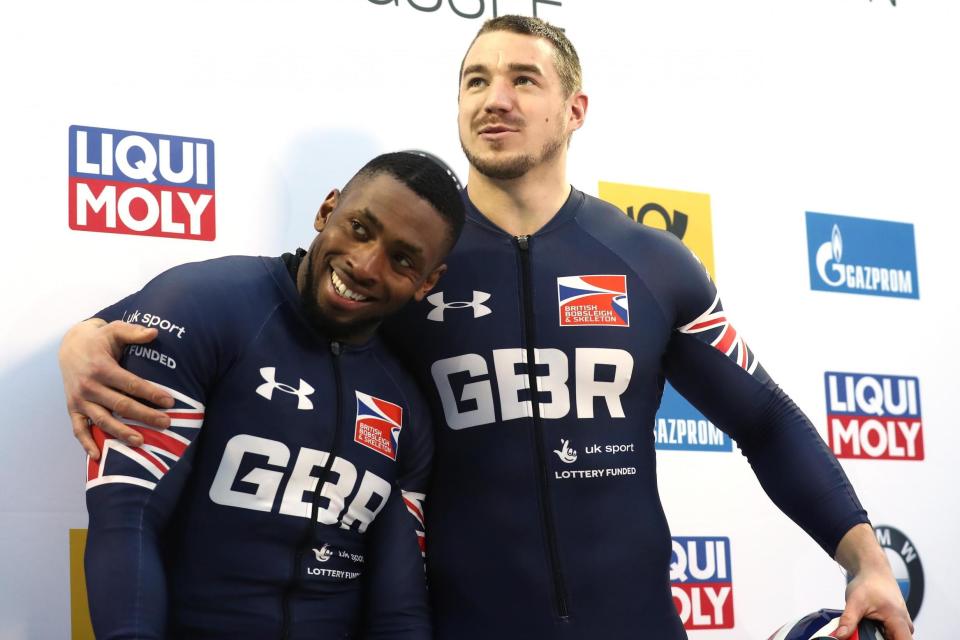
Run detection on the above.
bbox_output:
[357,208,384,232]
[461,62,545,79]
[396,239,424,257]
[358,209,424,257]
[506,62,544,76]
[461,63,489,79]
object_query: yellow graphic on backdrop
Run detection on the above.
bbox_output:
[70,528,94,640]
[598,182,715,280]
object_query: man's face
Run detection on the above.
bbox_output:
[301,172,448,343]
[458,30,578,180]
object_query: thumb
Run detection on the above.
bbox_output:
[106,321,158,349]
[834,602,864,639]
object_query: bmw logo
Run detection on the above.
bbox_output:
[873,525,924,620]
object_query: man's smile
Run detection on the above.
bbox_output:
[331,269,371,303]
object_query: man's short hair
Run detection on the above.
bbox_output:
[345,151,466,253]
[462,15,582,97]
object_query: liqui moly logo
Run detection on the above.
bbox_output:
[68,125,216,241]
[670,536,734,630]
[824,372,924,460]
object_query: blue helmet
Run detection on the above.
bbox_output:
[767,609,885,640]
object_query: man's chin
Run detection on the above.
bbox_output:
[462,146,534,181]
[301,299,380,343]
[472,156,534,180]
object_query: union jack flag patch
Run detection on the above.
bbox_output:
[678,293,760,375]
[86,383,204,491]
[402,490,427,557]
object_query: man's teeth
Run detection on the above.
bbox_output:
[331,271,369,302]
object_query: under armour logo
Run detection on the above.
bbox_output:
[256,367,315,410]
[426,291,492,322]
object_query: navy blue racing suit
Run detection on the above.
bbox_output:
[382,188,869,639]
[84,253,432,640]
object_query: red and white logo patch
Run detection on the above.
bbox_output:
[557,275,629,327]
[354,391,404,460]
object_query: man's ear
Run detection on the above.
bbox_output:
[315,189,341,231]
[567,91,588,133]
[413,263,447,302]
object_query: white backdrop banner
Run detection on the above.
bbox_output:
[1,1,957,638]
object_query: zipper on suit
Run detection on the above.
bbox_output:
[280,340,344,639]
[516,234,571,621]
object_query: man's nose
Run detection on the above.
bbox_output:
[346,244,385,285]
[483,77,515,113]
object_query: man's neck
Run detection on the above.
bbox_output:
[466,159,571,237]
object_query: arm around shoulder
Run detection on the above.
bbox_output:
[60,318,173,457]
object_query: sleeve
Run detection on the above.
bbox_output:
[660,242,869,556]
[358,382,434,639]
[93,291,136,323]
[394,388,433,558]
[84,265,228,639]
[357,489,432,639]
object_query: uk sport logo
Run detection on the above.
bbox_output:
[557,275,629,327]
[824,372,923,460]
[69,125,216,241]
[354,392,404,460]
[806,212,918,299]
[120,309,187,339]
[671,536,734,630]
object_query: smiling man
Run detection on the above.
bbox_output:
[77,152,464,639]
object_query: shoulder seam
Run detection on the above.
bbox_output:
[573,215,672,330]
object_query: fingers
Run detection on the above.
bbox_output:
[884,616,914,640]
[114,393,170,429]
[837,596,913,640]
[61,319,171,457]
[834,601,865,640]
[71,413,101,460]
[105,320,160,350]
[88,352,173,412]
[82,400,144,447]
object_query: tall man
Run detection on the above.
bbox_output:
[62,16,913,640]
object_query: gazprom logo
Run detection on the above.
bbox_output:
[806,212,918,299]
[653,383,731,453]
